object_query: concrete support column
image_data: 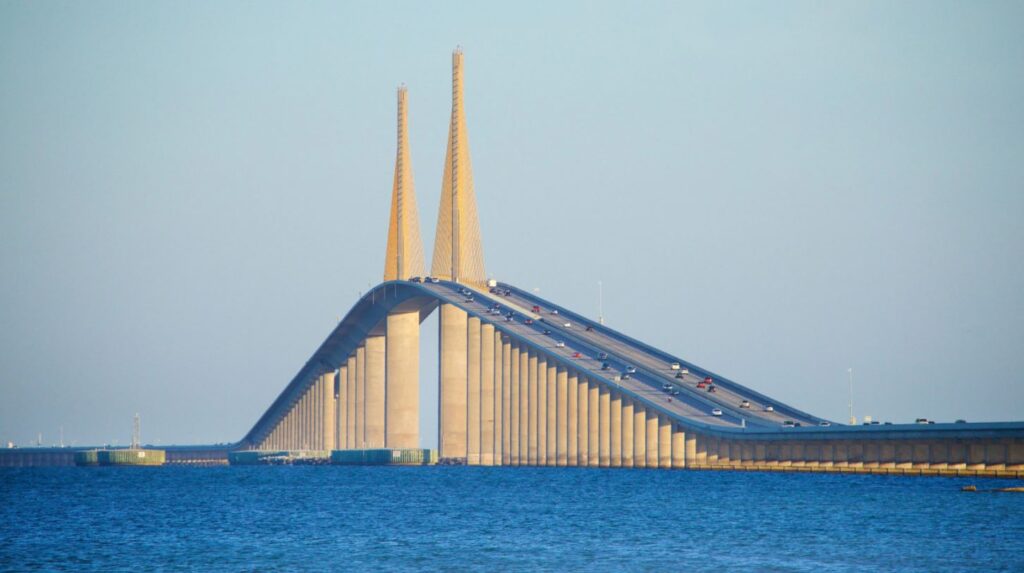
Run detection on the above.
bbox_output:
[588,381,600,467]
[944,442,964,469]
[546,362,557,466]
[480,323,496,466]
[346,355,356,449]
[355,346,365,448]
[519,347,529,465]
[501,336,512,465]
[1007,440,1024,470]
[567,372,579,466]
[439,304,468,459]
[694,434,707,465]
[622,399,635,468]
[599,385,611,468]
[364,335,386,449]
[610,392,622,468]
[986,442,1007,470]
[685,432,696,467]
[658,415,672,468]
[310,377,320,450]
[323,371,336,451]
[537,357,548,465]
[493,330,504,465]
[647,411,660,468]
[337,366,347,450]
[671,424,685,469]
[509,343,520,465]
[315,376,324,450]
[577,375,589,466]
[528,351,538,466]
[633,404,647,468]
[386,310,420,449]
[556,366,568,466]
[466,317,482,465]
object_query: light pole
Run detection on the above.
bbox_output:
[598,280,604,325]
[848,368,856,425]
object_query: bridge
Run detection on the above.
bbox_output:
[4,50,1021,475]
[236,50,1023,478]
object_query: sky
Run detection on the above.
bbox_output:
[1,1,1022,447]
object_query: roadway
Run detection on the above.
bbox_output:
[416,279,760,429]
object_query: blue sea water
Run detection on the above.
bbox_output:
[1,466,1021,572]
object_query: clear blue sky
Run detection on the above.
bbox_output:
[2,1,1022,447]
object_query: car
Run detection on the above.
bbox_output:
[711,408,723,417]
[662,383,673,391]
[598,352,608,360]
[794,422,803,427]
[764,405,775,412]
[671,389,679,396]
[542,329,552,335]
[409,276,422,283]
[703,376,713,385]
[915,418,929,424]
[531,305,540,312]
[622,373,631,380]
[585,325,594,332]
[601,362,610,370]
[675,371,685,379]
[696,382,706,389]
[818,421,831,427]
[707,386,717,393]
[429,277,440,283]
[572,351,582,359]
[555,341,565,348]
[782,420,795,427]
[670,362,681,370]
[625,366,636,374]
[504,315,514,322]
[955,419,967,424]
[503,288,512,296]
[739,400,751,409]
[550,309,559,315]
[524,318,534,325]
[464,296,474,303]
[881,422,891,425]
[563,322,571,328]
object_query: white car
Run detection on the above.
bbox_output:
[818,421,831,427]
[764,405,774,412]
[555,341,565,348]
[670,362,681,370]
[711,408,723,417]
[563,322,571,328]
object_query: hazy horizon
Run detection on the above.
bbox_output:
[2,1,1022,447]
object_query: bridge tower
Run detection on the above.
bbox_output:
[383,85,425,282]
[432,49,487,459]
[430,48,486,285]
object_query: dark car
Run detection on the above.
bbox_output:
[601,362,610,370]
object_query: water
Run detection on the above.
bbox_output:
[1,466,1021,572]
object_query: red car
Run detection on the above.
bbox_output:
[532,305,541,313]
[524,318,534,325]
[572,351,582,359]
[704,376,713,385]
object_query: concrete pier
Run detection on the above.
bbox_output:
[439,304,467,459]
[386,310,420,449]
